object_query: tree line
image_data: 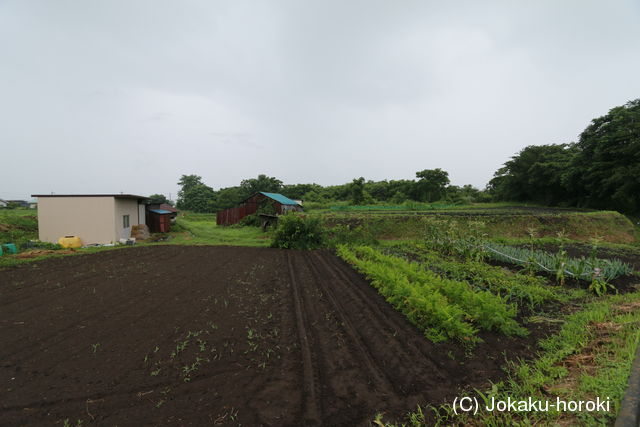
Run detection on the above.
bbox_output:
[173,169,490,213]
[488,98,639,214]
[159,98,638,215]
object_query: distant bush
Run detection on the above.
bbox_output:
[271,214,325,250]
[239,214,262,227]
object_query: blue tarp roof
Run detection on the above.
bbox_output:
[259,192,300,205]
[149,209,172,214]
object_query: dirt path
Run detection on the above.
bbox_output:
[0,246,553,425]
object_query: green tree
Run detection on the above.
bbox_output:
[350,177,366,205]
[215,187,245,210]
[415,169,450,202]
[148,194,170,205]
[240,174,283,196]
[179,184,216,212]
[488,144,577,205]
[177,175,204,209]
[488,98,640,214]
[281,183,323,200]
[570,99,640,213]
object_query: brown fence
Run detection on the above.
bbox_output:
[216,203,258,225]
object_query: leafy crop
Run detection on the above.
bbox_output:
[338,245,526,343]
[384,242,561,308]
[423,219,488,261]
[484,242,633,282]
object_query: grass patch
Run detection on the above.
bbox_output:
[169,215,271,247]
[0,209,38,246]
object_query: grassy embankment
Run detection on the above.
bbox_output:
[321,208,637,245]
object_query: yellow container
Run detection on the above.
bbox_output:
[58,236,82,248]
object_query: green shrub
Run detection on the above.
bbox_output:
[239,214,262,227]
[169,222,186,232]
[271,214,325,250]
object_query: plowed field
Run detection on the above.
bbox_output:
[0,246,550,425]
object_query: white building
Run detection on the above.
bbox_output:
[31,194,148,245]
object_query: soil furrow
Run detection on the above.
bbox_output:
[319,251,452,379]
[301,252,395,393]
[285,251,322,425]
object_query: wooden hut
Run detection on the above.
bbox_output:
[216,192,302,226]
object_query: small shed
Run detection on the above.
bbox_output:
[216,192,303,226]
[31,194,148,245]
[147,209,172,233]
[148,203,178,222]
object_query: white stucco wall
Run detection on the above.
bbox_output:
[37,197,116,245]
[138,203,146,226]
[114,199,143,241]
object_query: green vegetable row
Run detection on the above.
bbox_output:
[484,242,632,281]
[384,242,561,308]
[337,245,527,343]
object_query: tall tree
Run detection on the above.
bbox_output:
[488,144,577,205]
[415,169,450,202]
[179,185,216,212]
[177,175,214,211]
[177,174,204,209]
[489,98,640,214]
[240,174,283,196]
[570,99,640,213]
[280,183,323,200]
[350,177,366,205]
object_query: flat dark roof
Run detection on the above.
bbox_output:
[31,194,149,200]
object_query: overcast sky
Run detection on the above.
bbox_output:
[2,0,639,201]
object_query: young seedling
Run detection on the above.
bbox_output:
[91,343,100,354]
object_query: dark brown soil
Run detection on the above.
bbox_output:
[1,246,557,426]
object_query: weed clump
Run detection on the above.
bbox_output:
[271,214,325,250]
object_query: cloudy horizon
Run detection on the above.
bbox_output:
[2,0,640,202]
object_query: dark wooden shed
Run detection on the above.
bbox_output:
[146,209,172,233]
[216,192,302,226]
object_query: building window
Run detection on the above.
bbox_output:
[123,215,130,228]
